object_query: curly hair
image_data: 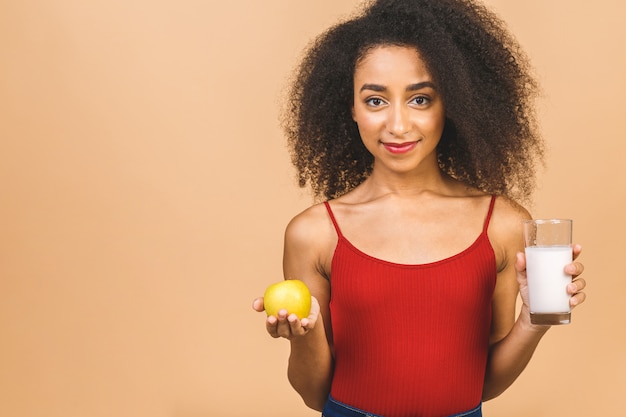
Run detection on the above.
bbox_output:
[281,0,544,203]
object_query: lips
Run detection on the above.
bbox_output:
[381,141,419,154]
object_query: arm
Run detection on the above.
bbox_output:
[253,205,335,410]
[482,251,547,401]
[482,200,586,401]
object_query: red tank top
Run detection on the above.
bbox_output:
[325,196,497,417]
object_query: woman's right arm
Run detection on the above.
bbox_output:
[254,206,335,411]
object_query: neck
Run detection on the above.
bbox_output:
[363,163,452,197]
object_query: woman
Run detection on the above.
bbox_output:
[253,1,586,416]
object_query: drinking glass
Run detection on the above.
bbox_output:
[523,219,573,325]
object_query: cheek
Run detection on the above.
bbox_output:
[428,118,445,135]
[435,117,446,138]
[353,109,384,135]
[355,120,380,141]
[418,111,446,136]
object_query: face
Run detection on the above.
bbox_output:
[352,45,445,175]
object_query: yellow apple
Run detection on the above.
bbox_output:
[263,279,311,319]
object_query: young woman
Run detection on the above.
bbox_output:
[253,1,586,416]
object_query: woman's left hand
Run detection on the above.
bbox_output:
[515,244,587,312]
[565,244,586,308]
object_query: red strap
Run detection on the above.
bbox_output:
[483,195,497,233]
[323,201,343,238]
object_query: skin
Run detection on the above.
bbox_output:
[252,45,587,411]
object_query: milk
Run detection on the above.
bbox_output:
[525,245,572,314]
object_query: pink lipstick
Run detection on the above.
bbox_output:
[382,141,418,154]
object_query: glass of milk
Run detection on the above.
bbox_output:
[523,219,573,325]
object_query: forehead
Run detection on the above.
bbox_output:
[354,45,432,81]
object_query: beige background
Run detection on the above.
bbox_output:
[0,1,624,416]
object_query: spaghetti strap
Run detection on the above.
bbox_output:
[483,195,497,232]
[324,201,343,237]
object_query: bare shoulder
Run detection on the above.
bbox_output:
[283,202,336,279]
[488,196,532,268]
[285,203,334,247]
[491,196,532,228]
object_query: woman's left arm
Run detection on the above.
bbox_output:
[482,202,587,401]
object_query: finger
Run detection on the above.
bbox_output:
[515,252,526,272]
[565,261,584,278]
[288,314,307,336]
[252,297,265,312]
[570,290,586,308]
[301,296,321,330]
[572,244,583,261]
[266,315,280,338]
[567,278,586,294]
[275,309,294,339]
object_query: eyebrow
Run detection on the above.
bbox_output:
[359,81,436,93]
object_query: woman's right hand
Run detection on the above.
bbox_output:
[252,296,321,340]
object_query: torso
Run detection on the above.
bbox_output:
[327,192,492,263]
[316,176,505,273]
[323,193,498,416]
[283,175,529,414]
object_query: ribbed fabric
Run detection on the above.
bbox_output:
[325,196,497,417]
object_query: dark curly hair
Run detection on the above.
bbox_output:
[282,0,543,203]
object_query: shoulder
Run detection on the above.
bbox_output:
[490,195,532,231]
[285,202,333,244]
[488,195,532,269]
[283,202,337,276]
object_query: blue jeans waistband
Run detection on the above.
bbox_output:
[321,395,482,417]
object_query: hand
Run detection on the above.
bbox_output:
[515,244,587,314]
[566,244,586,308]
[252,296,321,340]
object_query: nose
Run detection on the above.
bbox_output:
[387,104,409,137]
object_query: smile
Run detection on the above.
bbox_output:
[381,141,420,154]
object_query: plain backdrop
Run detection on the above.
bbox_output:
[1,1,624,416]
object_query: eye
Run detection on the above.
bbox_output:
[410,96,431,106]
[365,97,386,107]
